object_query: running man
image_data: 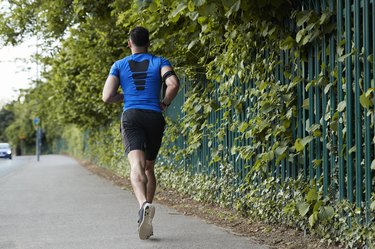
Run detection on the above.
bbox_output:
[102,26,180,240]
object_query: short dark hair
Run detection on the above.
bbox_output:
[129,26,149,47]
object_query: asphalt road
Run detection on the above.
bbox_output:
[0,155,268,249]
[0,156,30,179]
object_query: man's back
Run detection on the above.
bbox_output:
[109,53,171,112]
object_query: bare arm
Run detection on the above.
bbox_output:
[102,75,124,103]
[160,66,180,109]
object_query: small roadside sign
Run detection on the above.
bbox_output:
[34,117,40,126]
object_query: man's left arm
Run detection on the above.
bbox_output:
[102,75,124,103]
[160,66,180,110]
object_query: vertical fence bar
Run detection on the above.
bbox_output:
[280,51,286,181]
[315,41,322,180]
[345,0,354,203]
[248,79,254,173]
[316,0,323,182]
[302,62,309,179]
[218,81,222,178]
[186,81,193,173]
[354,0,362,208]
[373,0,375,204]
[329,0,337,197]
[321,0,329,195]
[291,49,298,179]
[362,0,371,223]
[241,78,247,180]
[230,89,234,176]
[337,0,345,200]
[371,0,375,195]
[297,54,303,176]
[322,28,329,196]
[285,50,291,179]
[363,0,372,224]
[308,47,315,180]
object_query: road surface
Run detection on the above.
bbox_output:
[0,155,268,249]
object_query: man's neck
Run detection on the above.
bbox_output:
[131,47,148,54]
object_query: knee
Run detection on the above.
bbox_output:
[145,161,155,172]
[130,169,147,184]
[130,163,147,183]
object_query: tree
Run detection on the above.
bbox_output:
[4,99,36,154]
[0,105,15,141]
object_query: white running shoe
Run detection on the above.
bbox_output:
[137,202,155,240]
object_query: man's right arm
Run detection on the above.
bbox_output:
[102,75,124,103]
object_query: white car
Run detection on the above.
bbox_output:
[0,143,12,159]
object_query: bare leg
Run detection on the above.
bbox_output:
[128,150,147,207]
[145,160,156,203]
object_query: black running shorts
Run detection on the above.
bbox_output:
[121,109,166,161]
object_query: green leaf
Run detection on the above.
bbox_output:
[313,200,323,212]
[188,39,199,50]
[306,188,318,202]
[313,159,322,167]
[307,123,320,133]
[238,122,248,133]
[225,0,241,18]
[365,88,374,97]
[295,138,304,152]
[337,101,346,112]
[296,30,304,43]
[367,54,373,64]
[296,11,311,26]
[337,45,344,57]
[148,2,158,12]
[302,98,309,109]
[324,83,332,94]
[194,104,202,113]
[230,146,237,155]
[188,1,195,11]
[360,93,373,109]
[275,146,288,156]
[197,16,207,24]
[301,136,313,147]
[371,200,375,210]
[318,206,334,220]
[305,22,315,31]
[349,145,356,154]
[302,34,311,45]
[309,212,318,227]
[338,52,352,62]
[194,0,206,7]
[297,202,310,216]
[319,12,328,24]
[170,3,187,18]
[305,81,314,91]
[259,81,268,91]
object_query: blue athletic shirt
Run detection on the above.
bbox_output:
[109,53,171,112]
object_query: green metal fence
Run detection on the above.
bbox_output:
[164,0,374,222]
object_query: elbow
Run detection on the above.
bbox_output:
[170,77,180,91]
[172,80,180,92]
[171,84,179,93]
[102,94,111,103]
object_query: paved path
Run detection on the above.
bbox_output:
[0,155,268,249]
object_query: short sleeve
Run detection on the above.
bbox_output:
[160,57,172,68]
[109,62,119,77]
